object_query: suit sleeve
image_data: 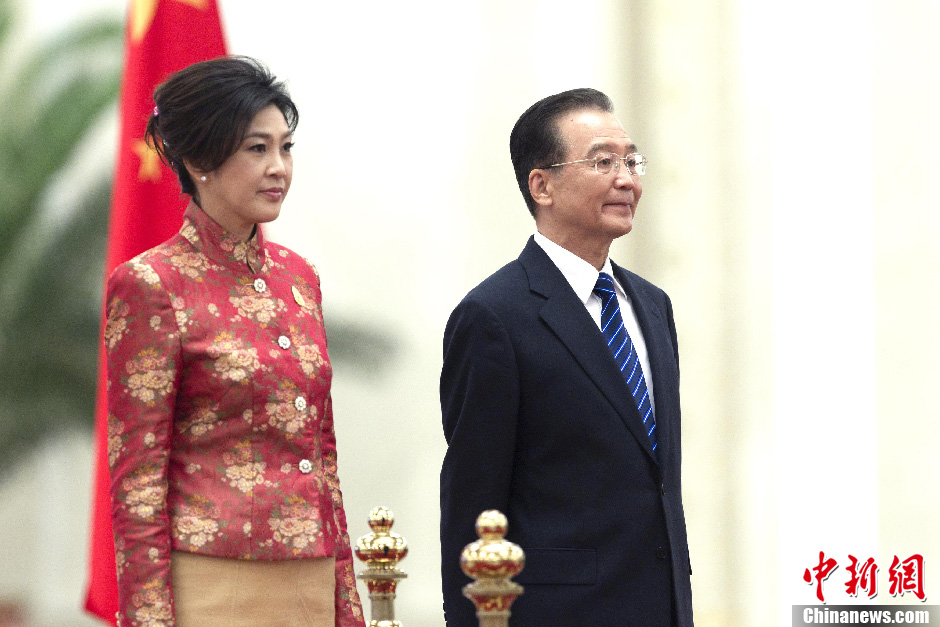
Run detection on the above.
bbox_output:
[105,260,181,627]
[439,298,520,627]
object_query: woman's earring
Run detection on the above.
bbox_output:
[200,175,207,182]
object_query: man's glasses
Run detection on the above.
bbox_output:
[544,152,648,176]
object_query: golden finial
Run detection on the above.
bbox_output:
[460,510,525,627]
[356,507,408,627]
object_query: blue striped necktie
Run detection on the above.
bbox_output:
[593,272,658,455]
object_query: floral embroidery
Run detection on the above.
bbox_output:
[130,578,172,627]
[297,341,327,377]
[338,561,365,622]
[177,398,219,437]
[303,257,320,279]
[167,251,210,279]
[263,382,311,435]
[179,220,197,244]
[207,331,260,382]
[129,260,160,285]
[232,239,260,267]
[124,347,175,405]
[221,440,266,494]
[107,413,126,468]
[269,494,323,553]
[114,536,127,577]
[105,299,130,349]
[228,287,285,326]
[173,495,220,549]
[121,464,166,521]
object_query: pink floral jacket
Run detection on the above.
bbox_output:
[105,203,364,627]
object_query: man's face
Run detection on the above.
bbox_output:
[536,109,642,256]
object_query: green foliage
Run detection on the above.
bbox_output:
[0,4,123,471]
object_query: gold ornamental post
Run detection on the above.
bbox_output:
[355,506,408,627]
[460,510,525,627]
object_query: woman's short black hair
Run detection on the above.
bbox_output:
[509,88,613,216]
[144,55,299,197]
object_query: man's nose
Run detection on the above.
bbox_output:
[613,163,635,188]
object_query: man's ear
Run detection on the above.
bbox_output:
[528,168,554,209]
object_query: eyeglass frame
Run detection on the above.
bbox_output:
[541,152,648,176]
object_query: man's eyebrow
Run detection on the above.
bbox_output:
[587,141,638,155]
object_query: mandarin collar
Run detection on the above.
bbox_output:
[179,202,267,274]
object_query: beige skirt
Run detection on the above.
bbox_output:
[170,551,335,627]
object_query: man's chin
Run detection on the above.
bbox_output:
[609,219,633,238]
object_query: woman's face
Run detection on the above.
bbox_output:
[195,104,293,240]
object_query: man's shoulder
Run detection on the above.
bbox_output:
[457,237,549,305]
[463,258,527,304]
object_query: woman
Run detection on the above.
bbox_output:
[105,56,365,627]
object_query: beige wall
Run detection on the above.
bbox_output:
[1,1,938,625]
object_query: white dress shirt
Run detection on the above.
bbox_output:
[533,232,656,415]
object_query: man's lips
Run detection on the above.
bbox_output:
[605,200,633,210]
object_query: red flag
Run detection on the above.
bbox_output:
[85,0,227,622]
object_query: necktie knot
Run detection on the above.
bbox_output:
[593,272,617,303]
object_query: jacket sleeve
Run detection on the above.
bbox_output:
[439,298,521,627]
[320,392,366,627]
[304,257,365,627]
[105,259,182,627]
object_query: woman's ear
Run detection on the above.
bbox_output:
[183,160,208,183]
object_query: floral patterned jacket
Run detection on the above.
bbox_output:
[105,203,364,627]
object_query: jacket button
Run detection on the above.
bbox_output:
[294,396,307,411]
[661,483,666,495]
[253,278,267,293]
[277,335,291,349]
[298,459,313,474]
[657,546,668,560]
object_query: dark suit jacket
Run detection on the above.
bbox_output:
[440,237,693,627]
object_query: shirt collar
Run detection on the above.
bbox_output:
[533,231,619,304]
[179,202,267,273]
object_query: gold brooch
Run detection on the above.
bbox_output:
[291,285,306,308]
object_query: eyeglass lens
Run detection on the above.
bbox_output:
[595,153,646,176]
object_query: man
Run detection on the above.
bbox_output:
[439,88,693,626]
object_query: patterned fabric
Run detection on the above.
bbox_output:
[593,272,658,455]
[106,202,364,627]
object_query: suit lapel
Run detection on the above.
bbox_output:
[519,239,659,466]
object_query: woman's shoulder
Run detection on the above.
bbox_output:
[265,242,320,281]
[107,235,188,291]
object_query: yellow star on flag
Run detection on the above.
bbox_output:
[131,0,209,44]
[132,139,163,182]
